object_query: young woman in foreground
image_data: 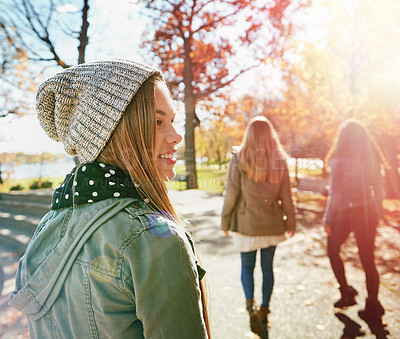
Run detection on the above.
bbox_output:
[9,60,210,338]
[221,116,296,337]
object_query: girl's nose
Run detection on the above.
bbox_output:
[167,124,183,145]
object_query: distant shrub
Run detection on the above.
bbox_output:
[41,181,53,188]
[29,181,40,189]
[10,184,24,191]
[29,180,53,189]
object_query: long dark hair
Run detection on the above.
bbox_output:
[325,119,388,172]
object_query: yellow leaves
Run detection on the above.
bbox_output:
[195,116,245,165]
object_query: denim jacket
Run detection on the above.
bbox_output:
[9,198,207,338]
[323,158,384,225]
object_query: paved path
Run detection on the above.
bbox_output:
[170,190,400,339]
[1,189,399,338]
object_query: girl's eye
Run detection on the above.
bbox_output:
[156,119,162,126]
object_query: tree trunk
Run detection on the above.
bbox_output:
[74,0,90,166]
[78,0,89,64]
[183,37,198,189]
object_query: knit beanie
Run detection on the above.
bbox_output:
[36,59,162,163]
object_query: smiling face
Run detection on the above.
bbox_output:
[154,82,182,181]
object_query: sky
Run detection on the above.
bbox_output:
[0,0,317,155]
[0,0,150,154]
[0,114,65,153]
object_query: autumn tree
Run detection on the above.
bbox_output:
[141,0,306,188]
[196,116,243,168]
[273,0,400,194]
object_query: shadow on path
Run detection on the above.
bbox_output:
[335,312,390,339]
[358,312,390,339]
[335,312,366,338]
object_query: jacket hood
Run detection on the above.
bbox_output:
[8,198,139,321]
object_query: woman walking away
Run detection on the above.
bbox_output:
[323,119,387,324]
[9,60,210,338]
[221,116,296,337]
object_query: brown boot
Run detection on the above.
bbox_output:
[246,299,262,335]
[358,298,385,323]
[246,298,256,313]
[257,305,270,326]
[334,285,358,308]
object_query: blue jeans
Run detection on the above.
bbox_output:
[240,246,276,307]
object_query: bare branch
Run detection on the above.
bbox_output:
[196,61,263,100]
[193,0,214,14]
[4,16,42,58]
[1,0,72,68]
[0,110,18,118]
[45,0,56,28]
[192,9,241,34]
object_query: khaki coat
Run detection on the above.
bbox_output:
[221,153,296,236]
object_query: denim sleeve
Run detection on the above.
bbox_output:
[123,217,208,339]
[221,153,241,231]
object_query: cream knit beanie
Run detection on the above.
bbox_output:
[37,59,162,163]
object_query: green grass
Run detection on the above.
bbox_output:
[167,165,228,194]
[0,176,64,193]
[287,165,324,177]
[1,164,325,195]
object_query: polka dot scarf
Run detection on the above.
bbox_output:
[51,162,143,210]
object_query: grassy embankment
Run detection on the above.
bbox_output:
[1,165,398,224]
[0,164,323,195]
[1,165,398,219]
[0,177,65,193]
[0,165,228,194]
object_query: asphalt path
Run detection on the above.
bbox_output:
[0,189,399,338]
[170,190,400,339]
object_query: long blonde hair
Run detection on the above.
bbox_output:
[97,74,177,220]
[97,74,211,337]
[238,116,288,183]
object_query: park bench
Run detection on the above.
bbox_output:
[294,177,330,196]
[292,177,330,214]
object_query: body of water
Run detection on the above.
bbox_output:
[2,157,324,180]
[2,157,76,180]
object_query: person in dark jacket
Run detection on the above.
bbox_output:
[323,119,387,324]
[9,60,210,338]
[221,116,296,337]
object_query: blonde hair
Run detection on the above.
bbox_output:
[97,74,211,337]
[238,116,288,183]
[97,74,178,221]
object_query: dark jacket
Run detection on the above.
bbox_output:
[221,153,296,236]
[323,157,384,225]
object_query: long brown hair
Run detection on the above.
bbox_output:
[324,119,388,172]
[238,116,288,183]
[97,74,211,337]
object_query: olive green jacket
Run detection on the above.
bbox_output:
[9,198,207,338]
[221,153,296,236]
